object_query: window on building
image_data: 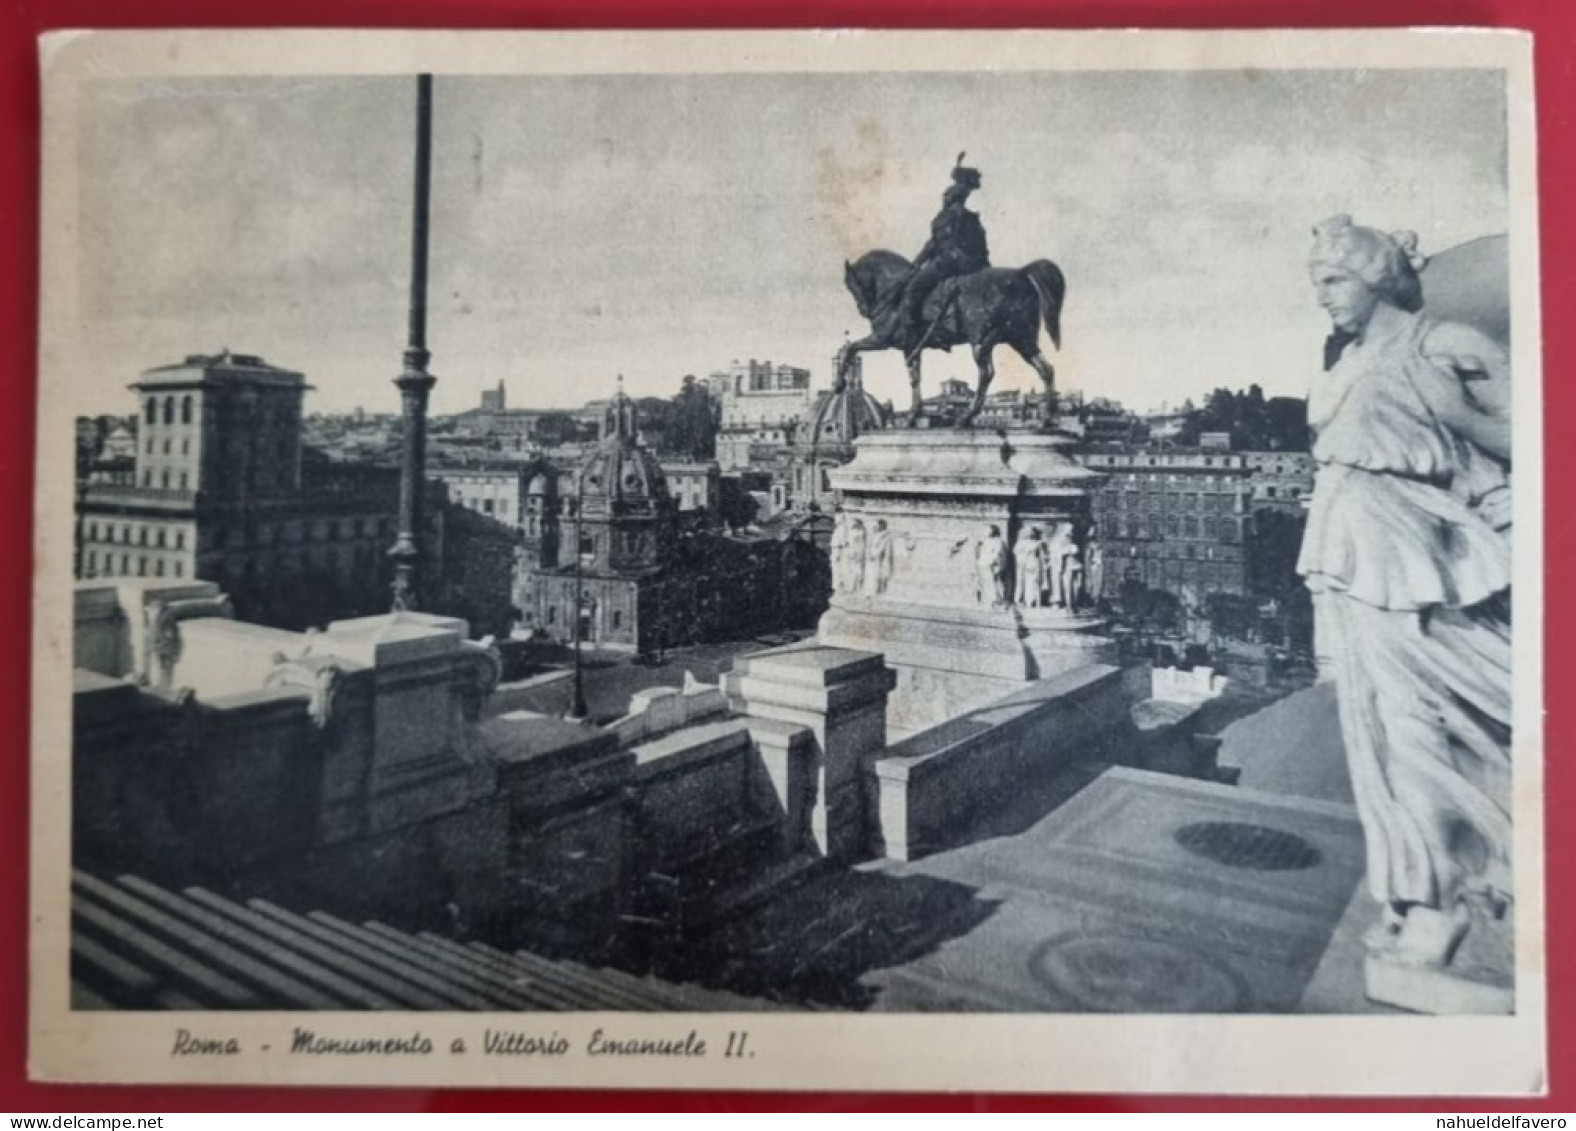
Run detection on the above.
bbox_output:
[146,438,153,455]
[161,470,170,489]
[174,562,183,578]
[87,550,97,573]
[155,560,165,577]
[88,522,98,540]
[144,399,156,425]
[137,557,146,577]
[182,439,190,456]
[579,532,594,558]
[483,499,495,514]
[547,606,557,624]
[181,396,193,425]
[1165,514,1179,536]
[1184,516,1199,537]
[179,472,188,490]
[142,471,151,487]
[121,554,129,573]
[612,610,623,630]
[156,529,165,548]
[163,397,174,426]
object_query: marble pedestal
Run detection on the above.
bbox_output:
[818,429,1118,738]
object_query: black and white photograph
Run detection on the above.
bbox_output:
[30,29,1544,1093]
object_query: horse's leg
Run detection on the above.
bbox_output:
[835,334,884,393]
[1015,344,1058,429]
[906,352,924,427]
[960,340,997,427]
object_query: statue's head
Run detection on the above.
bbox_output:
[1309,215,1426,330]
[943,184,972,208]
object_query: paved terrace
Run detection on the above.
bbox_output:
[659,682,1398,1014]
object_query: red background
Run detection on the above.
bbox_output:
[2,0,1570,1114]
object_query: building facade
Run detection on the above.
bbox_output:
[430,464,536,529]
[77,352,515,636]
[712,358,815,471]
[1083,446,1255,604]
[1243,451,1316,511]
[660,461,722,513]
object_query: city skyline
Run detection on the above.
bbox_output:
[77,68,1506,417]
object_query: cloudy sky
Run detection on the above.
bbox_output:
[76,67,1507,416]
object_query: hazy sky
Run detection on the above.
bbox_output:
[77,68,1507,416]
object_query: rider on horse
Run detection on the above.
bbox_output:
[886,156,991,346]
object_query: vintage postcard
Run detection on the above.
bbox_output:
[29,28,1544,1094]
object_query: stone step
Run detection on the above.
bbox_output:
[69,981,115,1010]
[70,932,205,1011]
[464,939,663,1012]
[71,892,261,1009]
[72,872,340,1010]
[114,876,396,1011]
[246,899,484,1011]
[70,931,161,1007]
[300,911,509,1011]
[554,957,706,1011]
[411,931,593,1011]
[183,887,450,1010]
[358,921,566,1012]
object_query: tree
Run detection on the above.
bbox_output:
[666,374,717,461]
[1175,385,1310,451]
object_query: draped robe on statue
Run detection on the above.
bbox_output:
[1298,309,1513,912]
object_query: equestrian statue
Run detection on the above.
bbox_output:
[835,154,1066,429]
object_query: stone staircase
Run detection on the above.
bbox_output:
[69,870,776,1012]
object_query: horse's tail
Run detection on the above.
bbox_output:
[1022,259,1067,350]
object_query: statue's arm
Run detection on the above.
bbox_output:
[1412,328,1513,462]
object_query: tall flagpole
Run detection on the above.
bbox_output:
[390,73,437,612]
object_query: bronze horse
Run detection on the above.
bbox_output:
[836,250,1066,427]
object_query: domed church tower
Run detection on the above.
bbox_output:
[577,384,677,575]
[792,347,891,512]
[528,382,681,652]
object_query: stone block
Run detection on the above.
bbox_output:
[746,718,815,854]
[320,611,468,668]
[74,584,132,677]
[629,720,756,871]
[630,685,681,723]
[871,663,1127,860]
[1364,956,1514,1015]
[172,618,313,698]
[726,644,894,861]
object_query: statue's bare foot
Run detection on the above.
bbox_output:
[1387,902,1471,969]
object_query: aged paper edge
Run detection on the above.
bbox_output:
[28,27,1547,1095]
